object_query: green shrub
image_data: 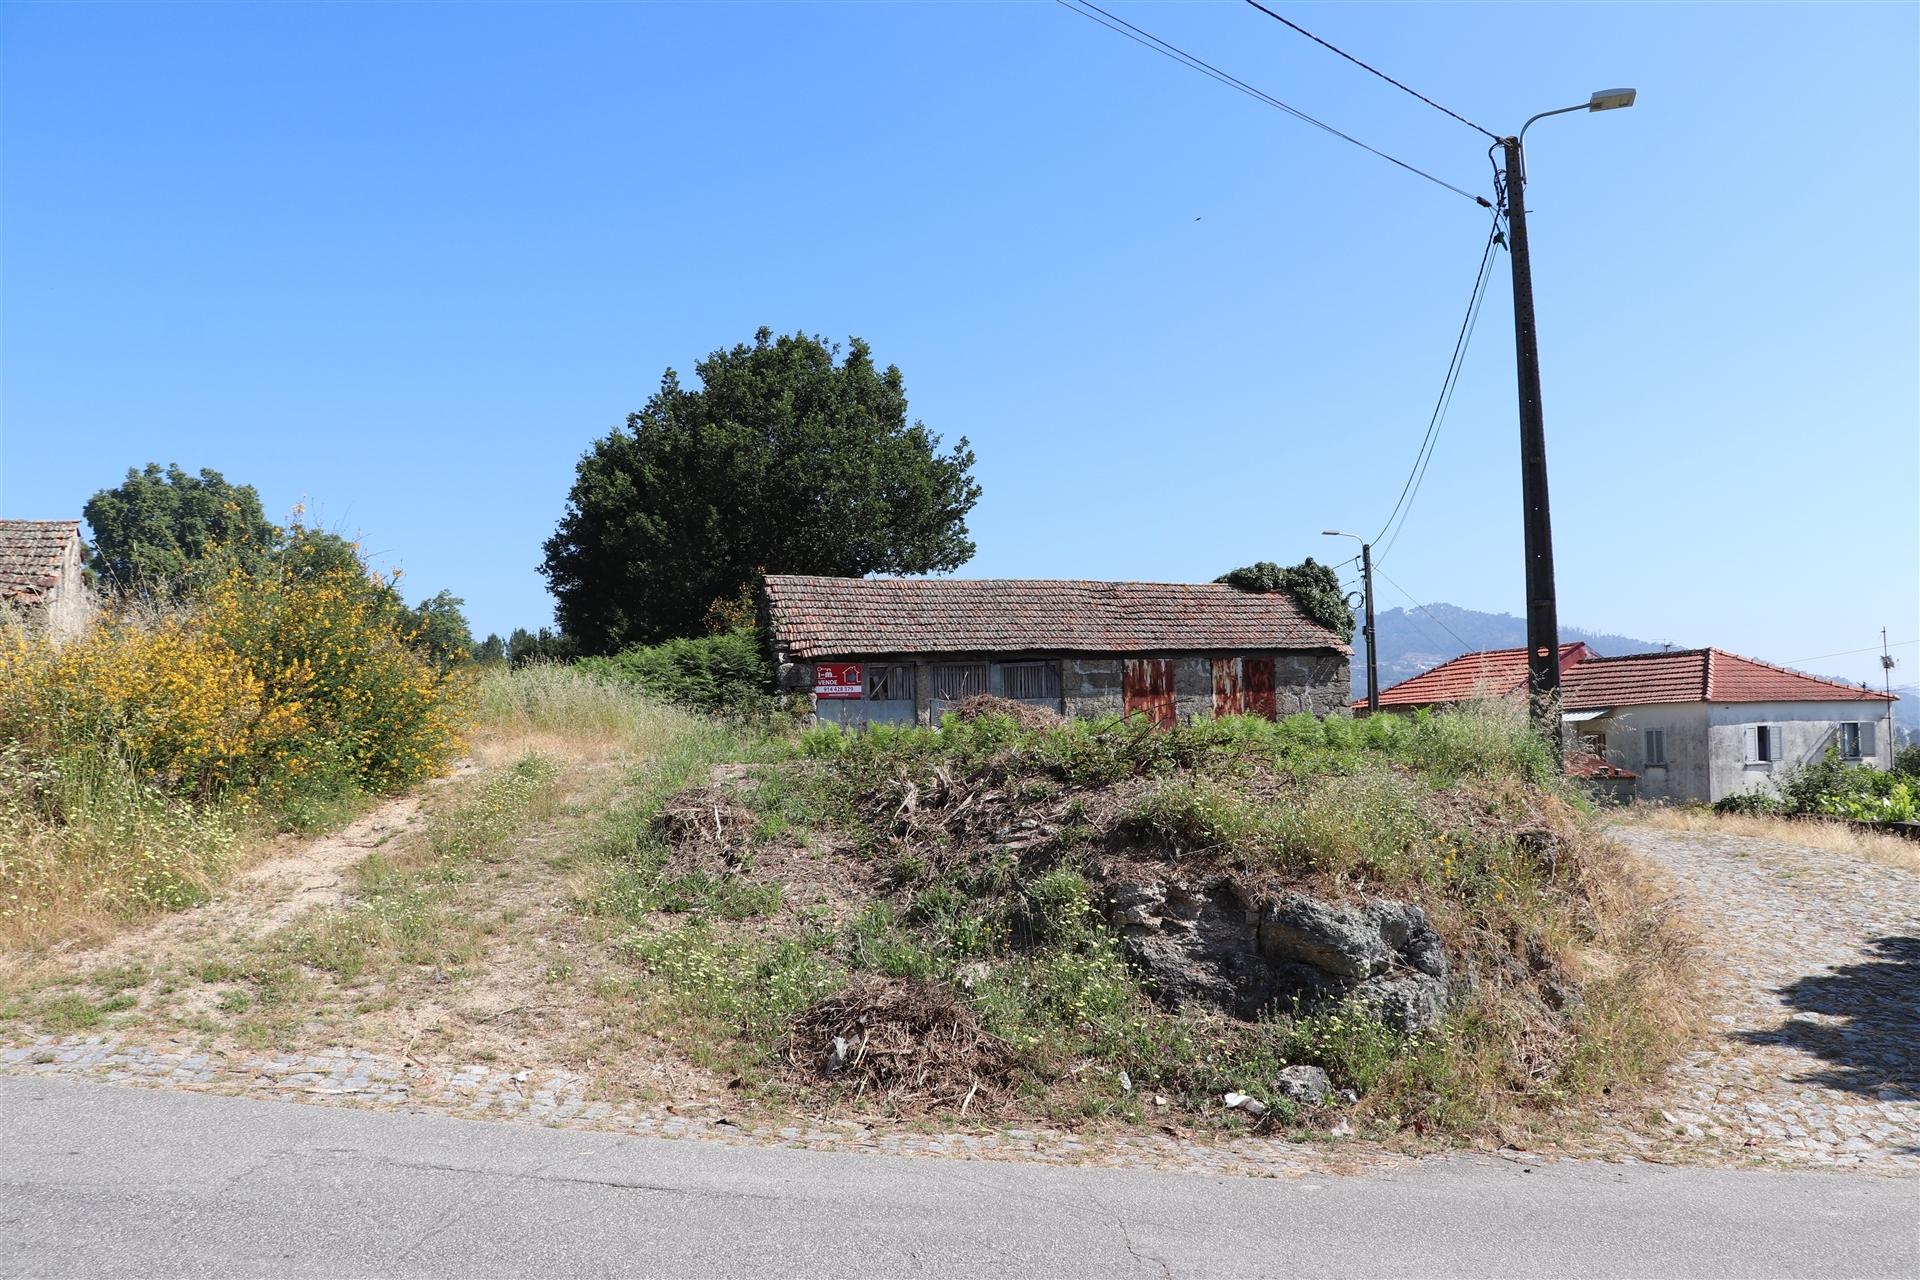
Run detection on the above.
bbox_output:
[1894,742,1920,780]
[1778,746,1917,823]
[579,628,772,715]
[1713,790,1784,816]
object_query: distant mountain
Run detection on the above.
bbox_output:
[1349,604,1666,703]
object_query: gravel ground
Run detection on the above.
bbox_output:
[1605,824,1919,1172]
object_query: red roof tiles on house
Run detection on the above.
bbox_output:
[1359,643,1591,709]
[763,575,1351,661]
[0,519,82,606]
[1365,643,1892,711]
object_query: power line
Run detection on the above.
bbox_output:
[1240,1,1498,141]
[1054,0,1490,207]
[1369,211,1503,562]
[1783,638,1918,666]
[1375,564,1475,653]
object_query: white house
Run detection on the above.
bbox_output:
[1362,643,1895,804]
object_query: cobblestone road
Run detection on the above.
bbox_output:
[1607,825,1920,1172]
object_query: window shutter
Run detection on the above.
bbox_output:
[1771,726,1785,764]
[1861,721,1877,759]
[1743,726,1758,763]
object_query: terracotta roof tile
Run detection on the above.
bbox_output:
[1367,643,1892,710]
[1360,643,1590,709]
[0,519,82,605]
[763,575,1351,660]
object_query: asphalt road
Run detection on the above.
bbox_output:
[2,1077,1914,1278]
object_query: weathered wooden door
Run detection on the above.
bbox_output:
[1212,658,1244,718]
[1241,657,1277,720]
[1212,656,1277,720]
[1123,658,1177,727]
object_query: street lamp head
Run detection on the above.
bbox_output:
[1588,88,1637,112]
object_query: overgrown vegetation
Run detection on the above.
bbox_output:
[1214,557,1355,642]
[578,628,775,715]
[587,697,1690,1138]
[1714,745,1917,823]
[0,549,471,945]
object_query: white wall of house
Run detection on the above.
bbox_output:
[1707,701,1891,802]
[1581,703,1709,803]
[1585,699,1892,804]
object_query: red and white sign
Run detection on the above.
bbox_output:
[814,663,864,699]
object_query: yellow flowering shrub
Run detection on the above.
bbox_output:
[0,561,468,804]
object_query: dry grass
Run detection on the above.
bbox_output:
[1617,805,1920,873]
[471,663,710,765]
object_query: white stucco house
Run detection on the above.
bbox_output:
[1361,642,1895,804]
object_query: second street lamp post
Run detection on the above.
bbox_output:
[1499,87,1636,755]
[1324,530,1377,715]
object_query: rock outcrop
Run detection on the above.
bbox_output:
[1102,874,1455,1033]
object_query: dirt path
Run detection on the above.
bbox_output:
[1605,824,1920,1171]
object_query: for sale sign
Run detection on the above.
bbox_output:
[814,663,863,699]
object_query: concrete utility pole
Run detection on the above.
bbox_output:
[1881,628,1898,759]
[1497,88,1636,757]
[1324,530,1378,714]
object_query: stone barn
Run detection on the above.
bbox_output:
[763,574,1351,728]
[0,519,91,643]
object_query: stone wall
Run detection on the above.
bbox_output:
[780,650,1352,728]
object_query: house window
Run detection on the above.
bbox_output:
[1838,722,1862,759]
[1749,725,1779,764]
[865,664,914,702]
[1645,728,1667,768]
[930,662,988,704]
[996,661,1061,703]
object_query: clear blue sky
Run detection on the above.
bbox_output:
[4,1,1915,684]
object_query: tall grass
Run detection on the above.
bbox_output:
[472,663,721,763]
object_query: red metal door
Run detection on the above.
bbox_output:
[1123,658,1177,727]
[1212,658,1244,718]
[1242,657,1277,720]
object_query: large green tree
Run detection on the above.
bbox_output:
[542,329,981,651]
[83,463,276,592]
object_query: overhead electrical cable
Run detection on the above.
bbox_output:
[1375,565,1475,654]
[1368,211,1503,563]
[1241,1,1499,141]
[1053,0,1490,207]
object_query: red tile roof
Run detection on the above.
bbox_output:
[763,575,1351,660]
[1565,750,1638,781]
[1365,643,1892,711]
[0,519,82,605]
[1359,643,1592,709]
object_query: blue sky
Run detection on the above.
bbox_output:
[4,1,1915,684]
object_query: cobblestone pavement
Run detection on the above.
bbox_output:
[1606,824,1920,1173]
[0,1035,1401,1179]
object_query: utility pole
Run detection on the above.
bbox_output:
[1322,529,1378,714]
[1359,541,1378,714]
[1495,89,1636,760]
[1882,627,1898,761]
[1498,135,1563,752]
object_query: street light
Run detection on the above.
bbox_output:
[1496,87,1636,756]
[1323,530,1378,715]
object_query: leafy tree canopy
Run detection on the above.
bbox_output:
[83,463,276,592]
[409,590,475,666]
[1215,557,1356,642]
[541,329,982,652]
